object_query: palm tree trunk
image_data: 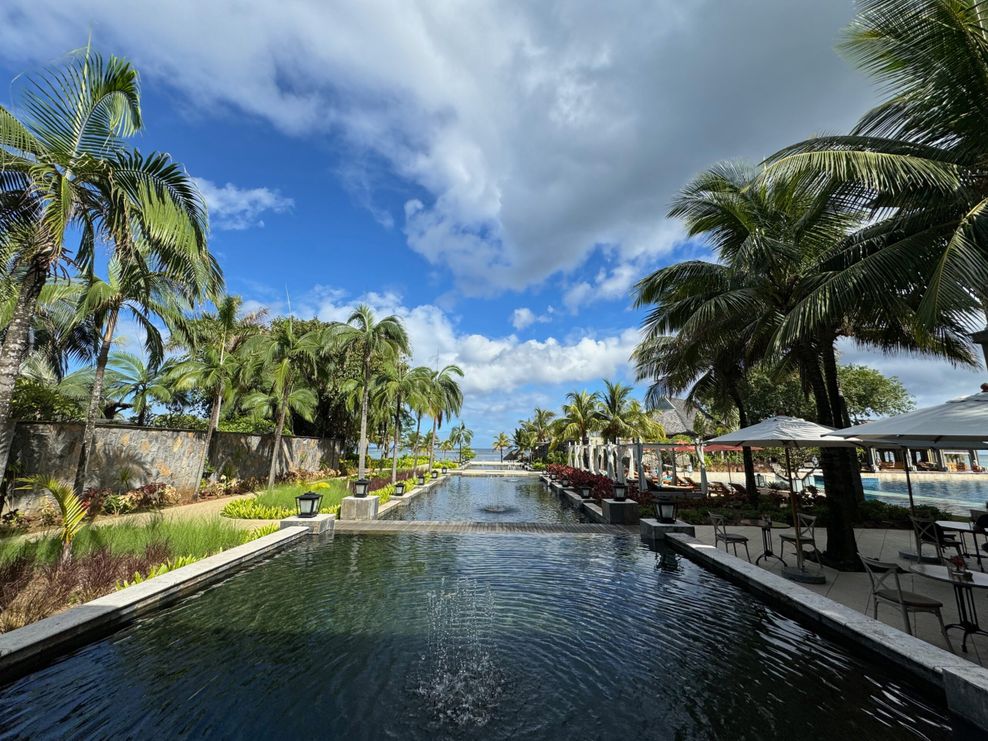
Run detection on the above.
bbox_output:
[267,385,291,490]
[357,357,370,480]
[74,305,119,497]
[193,384,223,499]
[429,417,437,471]
[391,396,401,484]
[0,256,49,488]
[730,389,758,506]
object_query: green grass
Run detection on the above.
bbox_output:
[0,516,271,566]
[222,478,351,519]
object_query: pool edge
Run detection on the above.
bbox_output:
[0,525,310,685]
[665,531,988,732]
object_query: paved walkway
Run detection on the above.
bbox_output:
[690,523,988,666]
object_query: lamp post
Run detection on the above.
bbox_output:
[655,495,677,524]
[417,472,426,486]
[613,481,627,501]
[394,481,406,497]
[295,491,323,518]
[353,478,370,498]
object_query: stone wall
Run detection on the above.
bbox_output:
[5,422,340,512]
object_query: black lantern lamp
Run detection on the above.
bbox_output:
[295,491,323,518]
[353,478,370,498]
[431,469,439,479]
[394,481,406,497]
[441,465,448,474]
[417,472,426,486]
[613,482,627,501]
[655,495,678,524]
[579,484,592,500]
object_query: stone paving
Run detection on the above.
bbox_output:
[690,523,988,666]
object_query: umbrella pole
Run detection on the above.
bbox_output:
[786,446,803,572]
[904,447,916,515]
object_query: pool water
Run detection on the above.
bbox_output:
[813,475,988,514]
[0,533,952,740]
[388,474,583,523]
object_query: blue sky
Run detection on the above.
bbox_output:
[1,1,985,443]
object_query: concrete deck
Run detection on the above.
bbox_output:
[690,523,988,666]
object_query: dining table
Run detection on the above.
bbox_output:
[936,520,984,571]
[911,563,988,653]
[740,518,789,567]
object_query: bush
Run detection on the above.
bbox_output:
[221,499,292,520]
[151,413,208,431]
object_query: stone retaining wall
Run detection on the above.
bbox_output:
[6,422,340,511]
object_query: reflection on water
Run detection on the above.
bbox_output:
[814,475,988,514]
[0,533,952,739]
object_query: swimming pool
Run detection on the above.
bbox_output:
[0,532,952,739]
[387,474,583,524]
[812,475,988,514]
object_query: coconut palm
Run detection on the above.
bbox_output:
[170,295,266,494]
[449,421,473,464]
[247,319,324,489]
[104,351,175,426]
[376,361,430,483]
[71,257,191,494]
[332,305,410,480]
[765,0,988,353]
[424,364,464,472]
[492,432,511,462]
[439,438,454,462]
[0,49,216,480]
[597,379,637,442]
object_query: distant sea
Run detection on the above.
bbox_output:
[366,446,504,462]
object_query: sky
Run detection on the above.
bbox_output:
[0,0,984,443]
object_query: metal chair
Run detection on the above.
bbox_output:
[779,513,820,564]
[859,554,954,652]
[709,513,751,562]
[910,515,963,563]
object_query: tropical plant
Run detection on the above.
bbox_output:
[492,432,511,462]
[21,475,85,562]
[375,361,429,482]
[331,305,410,480]
[104,351,176,426]
[0,48,218,485]
[423,364,464,472]
[449,421,473,464]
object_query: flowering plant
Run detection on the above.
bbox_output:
[949,555,967,571]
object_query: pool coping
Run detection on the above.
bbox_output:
[375,475,445,518]
[665,531,988,731]
[0,525,309,685]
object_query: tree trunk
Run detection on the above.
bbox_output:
[267,385,290,490]
[730,387,759,505]
[821,341,864,505]
[0,256,49,490]
[803,348,861,570]
[357,355,371,480]
[429,417,437,471]
[74,305,120,497]
[193,384,224,499]
[391,395,401,484]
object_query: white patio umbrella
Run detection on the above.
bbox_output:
[709,416,859,584]
[831,390,988,527]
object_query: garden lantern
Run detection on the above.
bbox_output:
[613,482,627,501]
[394,481,406,497]
[295,491,323,518]
[579,484,592,500]
[441,465,448,474]
[353,478,370,498]
[755,473,767,488]
[655,496,677,524]
[431,469,439,479]
[417,473,426,485]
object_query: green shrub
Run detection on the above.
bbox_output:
[221,499,292,520]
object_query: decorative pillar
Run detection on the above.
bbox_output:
[935,449,947,472]
[695,440,709,496]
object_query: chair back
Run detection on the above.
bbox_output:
[796,513,816,539]
[975,514,988,534]
[859,554,904,597]
[972,510,988,526]
[910,515,940,546]
[709,512,727,540]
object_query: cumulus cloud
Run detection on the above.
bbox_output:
[193,178,294,231]
[0,0,874,295]
[510,307,550,330]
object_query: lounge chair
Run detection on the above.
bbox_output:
[728,483,748,497]
[710,513,751,562]
[708,481,731,497]
[859,554,953,651]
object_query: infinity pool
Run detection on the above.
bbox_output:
[0,532,951,739]
[388,474,583,523]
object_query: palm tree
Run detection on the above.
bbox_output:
[598,379,636,442]
[376,361,430,483]
[511,425,536,461]
[449,421,473,464]
[72,258,189,494]
[332,305,409,481]
[0,49,216,481]
[492,432,510,462]
[528,407,556,444]
[424,364,464,472]
[171,295,266,495]
[439,438,454,462]
[104,351,175,426]
[765,0,988,358]
[248,319,324,489]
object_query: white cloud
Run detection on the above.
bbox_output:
[0,0,874,294]
[193,178,293,231]
[510,307,550,330]
[563,282,593,313]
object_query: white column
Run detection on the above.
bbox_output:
[695,440,709,496]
